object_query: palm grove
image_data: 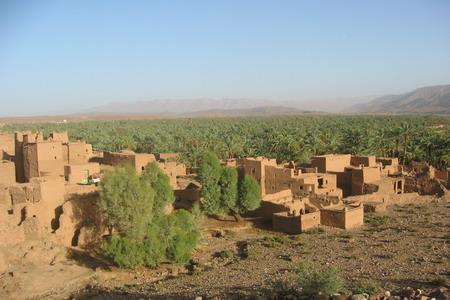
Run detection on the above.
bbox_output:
[100,154,261,268]
[6,115,449,169]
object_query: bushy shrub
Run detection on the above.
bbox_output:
[104,236,145,268]
[105,211,200,268]
[350,277,382,295]
[142,220,168,267]
[297,261,344,295]
[165,209,200,264]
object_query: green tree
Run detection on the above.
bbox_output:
[100,165,200,268]
[219,167,238,212]
[236,175,261,213]
[165,209,201,264]
[198,152,223,215]
[142,162,175,216]
[99,166,154,240]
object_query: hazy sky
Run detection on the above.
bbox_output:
[1,0,450,116]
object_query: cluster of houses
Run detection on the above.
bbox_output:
[0,130,449,259]
[177,155,449,233]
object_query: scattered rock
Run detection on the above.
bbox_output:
[210,229,224,238]
[351,294,368,300]
[332,293,347,300]
[312,292,330,300]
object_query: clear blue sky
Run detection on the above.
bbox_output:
[1,0,450,116]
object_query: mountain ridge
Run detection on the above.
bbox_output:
[353,84,450,114]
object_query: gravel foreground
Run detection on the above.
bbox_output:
[67,200,450,300]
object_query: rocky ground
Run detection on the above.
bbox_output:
[69,199,449,300]
[1,198,449,300]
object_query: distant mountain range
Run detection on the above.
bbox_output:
[181,106,318,117]
[86,99,320,117]
[352,85,450,114]
[89,99,282,115]
[79,84,450,117]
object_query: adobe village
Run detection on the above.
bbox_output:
[0,131,449,299]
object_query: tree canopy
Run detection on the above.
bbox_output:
[5,115,449,168]
[100,164,199,268]
[99,166,154,240]
[198,152,261,217]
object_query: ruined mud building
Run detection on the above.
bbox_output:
[0,131,100,259]
[1,131,189,271]
[102,150,186,188]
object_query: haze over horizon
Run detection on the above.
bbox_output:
[1,1,450,117]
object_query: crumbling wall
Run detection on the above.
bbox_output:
[311,154,351,173]
[376,157,400,175]
[0,160,16,186]
[411,161,431,174]
[435,168,450,189]
[157,153,179,162]
[157,161,186,187]
[25,177,66,231]
[103,151,156,174]
[14,132,26,183]
[273,211,321,234]
[0,182,44,247]
[405,174,445,196]
[23,143,39,182]
[56,191,104,248]
[320,205,364,229]
[35,142,64,178]
[0,133,15,160]
[65,142,93,164]
[64,163,100,184]
[351,167,381,195]
[351,155,376,167]
[307,194,342,209]
[239,158,265,194]
[264,165,294,195]
[239,157,278,196]
[133,153,156,174]
[250,190,304,219]
[50,132,69,143]
[334,170,352,197]
[102,151,135,167]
